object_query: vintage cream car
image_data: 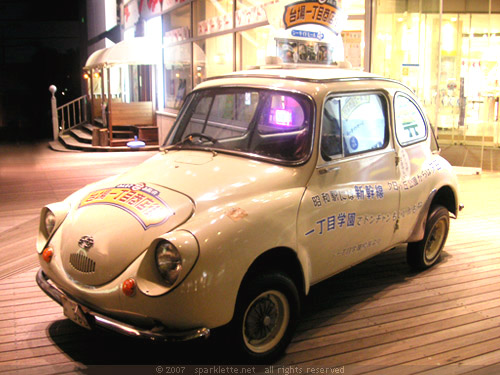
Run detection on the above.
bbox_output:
[36,66,461,362]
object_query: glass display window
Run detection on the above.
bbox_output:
[194,34,234,86]
[346,0,366,16]
[236,26,273,70]
[194,0,233,37]
[341,20,364,69]
[164,44,193,110]
[163,5,192,110]
[235,0,269,29]
[163,4,192,38]
[372,0,500,148]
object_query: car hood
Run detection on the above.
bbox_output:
[119,149,305,211]
[61,179,193,286]
[61,149,304,286]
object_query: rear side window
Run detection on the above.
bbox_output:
[321,94,388,160]
[394,94,427,146]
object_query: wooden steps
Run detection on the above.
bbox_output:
[51,122,159,152]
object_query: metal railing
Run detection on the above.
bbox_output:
[49,85,88,140]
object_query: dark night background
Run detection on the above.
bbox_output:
[0,0,86,142]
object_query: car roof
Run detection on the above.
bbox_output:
[196,64,414,97]
[207,65,381,83]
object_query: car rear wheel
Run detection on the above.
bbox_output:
[407,205,450,270]
[232,272,300,363]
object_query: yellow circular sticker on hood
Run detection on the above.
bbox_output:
[79,183,174,230]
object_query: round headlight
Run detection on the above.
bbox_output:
[155,241,182,286]
[44,210,56,236]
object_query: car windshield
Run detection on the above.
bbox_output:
[164,87,314,163]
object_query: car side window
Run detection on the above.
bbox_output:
[321,94,387,160]
[394,94,427,146]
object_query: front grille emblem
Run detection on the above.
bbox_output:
[78,235,94,251]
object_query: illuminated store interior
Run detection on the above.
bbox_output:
[373,0,500,147]
[87,0,499,148]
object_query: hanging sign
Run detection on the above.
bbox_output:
[139,0,163,19]
[123,0,140,29]
[164,26,190,44]
[342,30,362,67]
[163,0,188,12]
[198,14,233,36]
[235,5,268,28]
[283,0,346,34]
[291,29,325,40]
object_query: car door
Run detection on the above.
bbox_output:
[298,92,401,284]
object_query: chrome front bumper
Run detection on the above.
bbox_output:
[36,269,210,342]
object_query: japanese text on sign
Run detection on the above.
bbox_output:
[283,0,344,34]
[311,184,384,208]
[79,183,173,230]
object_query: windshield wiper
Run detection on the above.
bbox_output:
[165,132,219,150]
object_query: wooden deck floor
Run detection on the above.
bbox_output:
[1,143,500,374]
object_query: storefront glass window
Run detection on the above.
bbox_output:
[194,0,233,37]
[342,20,364,69]
[163,6,192,110]
[236,26,273,70]
[194,34,233,86]
[372,0,500,149]
[145,16,164,109]
[372,1,439,126]
[458,14,500,143]
[164,4,191,34]
[164,44,192,110]
[236,0,257,10]
[346,0,365,16]
[235,0,270,30]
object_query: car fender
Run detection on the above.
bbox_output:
[177,187,307,328]
[406,156,460,243]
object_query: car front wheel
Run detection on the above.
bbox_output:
[232,272,300,363]
[407,205,450,270]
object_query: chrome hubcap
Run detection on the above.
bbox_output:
[243,290,289,353]
[425,218,447,261]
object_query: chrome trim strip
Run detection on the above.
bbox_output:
[36,269,210,342]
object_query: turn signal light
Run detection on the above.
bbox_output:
[122,278,136,297]
[42,247,54,263]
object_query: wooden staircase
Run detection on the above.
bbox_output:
[50,121,159,152]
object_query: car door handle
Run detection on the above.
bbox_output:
[318,166,340,175]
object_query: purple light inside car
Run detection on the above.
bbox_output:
[274,109,293,126]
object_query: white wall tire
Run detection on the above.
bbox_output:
[407,205,450,270]
[233,272,300,363]
[242,290,290,354]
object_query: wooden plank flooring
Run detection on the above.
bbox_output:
[0,143,154,279]
[1,143,500,374]
[279,173,500,374]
